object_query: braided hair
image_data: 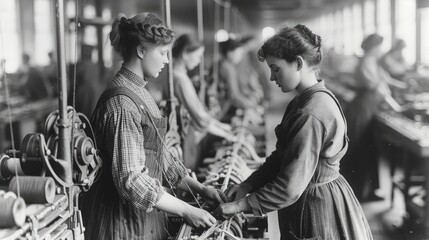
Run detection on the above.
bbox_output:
[258,24,322,67]
[110,12,175,61]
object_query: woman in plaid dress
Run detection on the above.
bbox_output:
[80,12,226,240]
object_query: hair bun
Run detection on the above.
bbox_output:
[120,17,138,32]
[294,24,321,49]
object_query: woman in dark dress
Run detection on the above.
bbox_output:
[342,34,405,201]
[214,25,373,240]
[80,12,226,240]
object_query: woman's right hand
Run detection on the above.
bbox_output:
[183,205,217,229]
[225,182,252,202]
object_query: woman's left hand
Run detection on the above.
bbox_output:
[213,199,250,220]
[201,186,228,208]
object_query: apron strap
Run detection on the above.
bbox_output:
[311,88,349,142]
[95,86,152,117]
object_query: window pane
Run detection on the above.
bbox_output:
[364,0,376,35]
[334,9,344,53]
[352,2,364,55]
[419,7,429,65]
[0,0,20,72]
[377,0,392,51]
[34,0,54,66]
[395,0,416,64]
[343,6,353,55]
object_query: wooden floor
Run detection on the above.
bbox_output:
[264,89,425,240]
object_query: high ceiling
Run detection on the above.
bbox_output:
[230,0,343,28]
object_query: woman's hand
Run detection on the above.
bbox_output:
[207,121,237,142]
[213,198,250,220]
[201,186,228,208]
[183,205,217,229]
[225,182,252,201]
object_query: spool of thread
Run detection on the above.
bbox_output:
[9,176,55,204]
[0,195,26,227]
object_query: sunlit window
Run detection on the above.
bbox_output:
[363,0,376,35]
[352,2,363,55]
[395,0,416,64]
[83,5,97,47]
[334,9,343,54]
[377,0,392,51]
[261,27,275,41]
[0,0,20,72]
[325,13,335,49]
[343,6,353,55]
[418,7,429,66]
[34,0,54,66]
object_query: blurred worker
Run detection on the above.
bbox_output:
[380,39,411,80]
[80,12,226,240]
[218,38,257,119]
[44,51,58,96]
[18,53,52,100]
[172,34,237,169]
[214,25,373,240]
[74,44,104,117]
[342,34,405,201]
[236,35,265,105]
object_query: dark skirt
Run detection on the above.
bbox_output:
[341,89,383,200]
[80,175,168,240]
[278,175,373,240]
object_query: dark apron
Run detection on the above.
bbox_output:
[81,87,169,240]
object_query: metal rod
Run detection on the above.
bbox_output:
[213,1,220,85]
[54,0,72,184]
[224,0,230,31]
[197,0,206,101]
[164,0,175,103]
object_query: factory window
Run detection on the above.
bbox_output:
[343,6,353,55]
[352,2,364,55]
[0,0,20,72]
[363,0,376,36]
[377,0,392,51]
[34,0,54,66]
[325,13,335,48]
[334,9,344,54]
[261,27,275,41]
[395,0,416,64]
[418,7,429,67]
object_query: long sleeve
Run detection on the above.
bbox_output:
[246,113,325,214]
[161,145,188,188]
[174,73,211,130]
[243,149,281,191]
[105,97,164,212]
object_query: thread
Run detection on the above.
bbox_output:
[9,176,55,204]
[0,194,26,227]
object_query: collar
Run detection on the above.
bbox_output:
[118,66,147,88]
[293,79,326,106]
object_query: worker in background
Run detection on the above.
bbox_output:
[342,34,406,202]
[218,38,257,120]
[18,53,52,100]
[380,39,412,80]
[214,25,373,240]
[238,35,270,105]
[44,51,58,97]
[73,44,104,117]
[172,34,237,169]
[79,12,226,240]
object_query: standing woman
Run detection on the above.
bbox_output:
[342,34,405,201]
[172,34,236,169]
[80,13,225,240]
[215,25,373,240]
